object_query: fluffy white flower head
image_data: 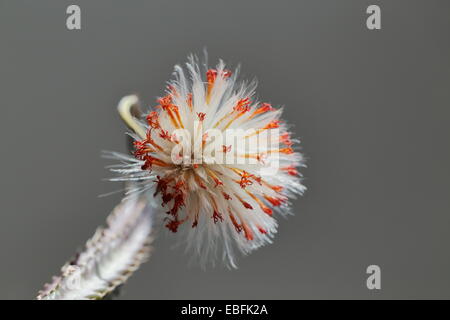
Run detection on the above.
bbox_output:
[111,55,305,268]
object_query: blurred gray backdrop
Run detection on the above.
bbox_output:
[1,0,449,299]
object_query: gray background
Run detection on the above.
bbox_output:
[1,0,449,299]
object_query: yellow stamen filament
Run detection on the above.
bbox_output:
[246,190,272,215]
[164,107,181,129]
[150,157,171,167]
[205,168,223,187]
[213,111,234,129]
[172,106,185,129]
[223,112,245,130]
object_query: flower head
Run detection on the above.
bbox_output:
[110,55,305,267]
